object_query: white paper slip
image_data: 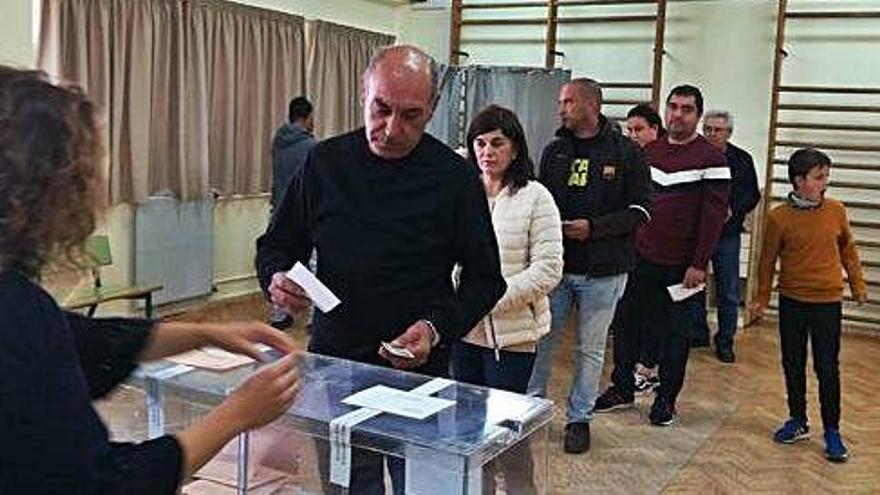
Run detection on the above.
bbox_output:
[285,262,341,313]
[343,385,456,420]
[381,341,415,359]
[409,377,454,396]
[666,282,706,302]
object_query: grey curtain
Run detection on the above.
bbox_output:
[426,64,464,149]
[464,66,571,170]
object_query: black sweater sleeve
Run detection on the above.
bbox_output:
[256,152,315,296]
[426,170,506,340]
[65,311,155,399]
[0,272,183,494]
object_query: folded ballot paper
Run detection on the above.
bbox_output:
[285,262,341,313]
[666,282,706,302]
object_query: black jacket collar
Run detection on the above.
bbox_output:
[554,114,613,141]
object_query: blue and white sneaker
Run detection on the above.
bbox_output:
[773,418,810,444]
[824,429,849,463]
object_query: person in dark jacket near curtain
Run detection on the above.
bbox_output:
[526,78,652,454]
[0,66,300,495]
[693,110,761,362]
[255,45,505,494]
[269,96,317,330]
[271,96,317,212]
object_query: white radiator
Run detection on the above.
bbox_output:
[134,196,215,305]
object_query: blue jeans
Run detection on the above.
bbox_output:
[527,273,628,424]
[693,233,741,349]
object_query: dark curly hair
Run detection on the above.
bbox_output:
[0,66,102,278]
[465,104,534,193]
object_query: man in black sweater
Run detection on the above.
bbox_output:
[255,45,505,494]
[693,110,761,362]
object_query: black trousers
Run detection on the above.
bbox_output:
[610,259,693,405]
[778,295,842,430]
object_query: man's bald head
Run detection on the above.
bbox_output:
[363,45,438,105]
[361,45,438,159]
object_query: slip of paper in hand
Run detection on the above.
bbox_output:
[666,282,706,302]
[285,262,341,313]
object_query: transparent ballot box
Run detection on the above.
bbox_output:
[132,351,553,494]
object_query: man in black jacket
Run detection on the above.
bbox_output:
[255,45,505,494]
[527,78,652,454]
[694,110,761,362]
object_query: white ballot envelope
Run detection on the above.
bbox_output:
[285,262,341,313]
[342,385,455,420]
[667,282,706,302]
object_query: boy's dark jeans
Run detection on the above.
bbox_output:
[778,295,842,430]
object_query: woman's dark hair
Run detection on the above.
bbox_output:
[788,147,832,186]
[626,103,666,137]
[465,104,534,193]
[0,66,102,278]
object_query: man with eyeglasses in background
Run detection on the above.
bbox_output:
[693,110,761,363]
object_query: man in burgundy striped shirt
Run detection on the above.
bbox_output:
[594,85,730,426]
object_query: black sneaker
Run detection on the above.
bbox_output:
[563,422,591,454]
[593,386,635,413]
[649,396,676,426]
[716,346,735,363]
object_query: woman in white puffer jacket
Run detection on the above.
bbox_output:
[454,104,563,394]
[453,105,563,495]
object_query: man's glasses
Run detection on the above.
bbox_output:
[703,125,730,135]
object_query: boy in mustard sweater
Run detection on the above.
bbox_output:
[750,147,867,463]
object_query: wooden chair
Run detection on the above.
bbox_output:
[63,235,163,318]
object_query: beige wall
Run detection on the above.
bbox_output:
[418,0,776,181]
[234,0,396,33]
[0,0,34,67]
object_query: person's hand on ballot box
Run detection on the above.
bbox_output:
[204,321,297,361]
